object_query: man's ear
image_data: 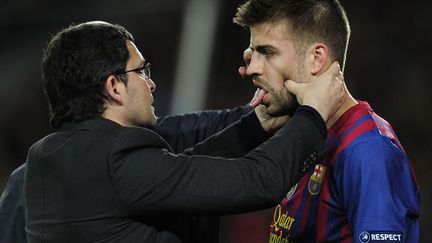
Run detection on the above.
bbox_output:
[310,43,329,75]
[104,75,126,105]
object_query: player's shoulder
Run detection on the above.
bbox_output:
[343,109,403,157]
[339,134,407,174]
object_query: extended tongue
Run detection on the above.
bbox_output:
[250,88,266,108]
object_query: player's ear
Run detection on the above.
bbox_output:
[309,43,329,75]
[104,75,126,105]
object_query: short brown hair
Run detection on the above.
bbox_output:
[234,0,351,70]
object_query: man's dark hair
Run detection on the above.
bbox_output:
[42,21,134,128]
[234,0,351,70]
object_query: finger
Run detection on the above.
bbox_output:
[327,61,341,75]
[284,80,301,95]
[238,66,247,78]
[253,88,259,98]
[337,70,344,83]
[249,88,260,106]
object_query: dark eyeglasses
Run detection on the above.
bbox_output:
[115,63,151,79]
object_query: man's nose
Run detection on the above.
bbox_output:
[246,53,263,77]
[146,78,156,92]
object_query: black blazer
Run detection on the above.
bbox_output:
[24,110,325,243]
[1,106,252,243]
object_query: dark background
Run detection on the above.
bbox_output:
[0,0,430,242]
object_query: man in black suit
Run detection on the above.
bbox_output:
[0,106,251,243]
[24,21,344,242]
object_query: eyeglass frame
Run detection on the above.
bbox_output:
[114,62,151,79]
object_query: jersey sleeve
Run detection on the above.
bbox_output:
[339,137,419,242]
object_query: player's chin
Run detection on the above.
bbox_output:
[267,103,298,117]
[266,107,288,117]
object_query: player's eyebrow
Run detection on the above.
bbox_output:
[254,44,279,55]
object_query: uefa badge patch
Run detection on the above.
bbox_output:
[308,164,326,195]
[359,231,403,242]
[359,231,370,242]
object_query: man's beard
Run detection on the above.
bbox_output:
[265,88,299,117]
[267,62,305,117]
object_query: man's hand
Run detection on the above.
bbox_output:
[254,103,290,134]
[284,62,345,122]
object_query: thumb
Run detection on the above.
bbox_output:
[327,61,341,76]
[238,66,247,78]
[284,80,303,95]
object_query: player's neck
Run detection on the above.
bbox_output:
[326,86,357,129]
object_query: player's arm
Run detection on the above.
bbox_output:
[342,138,419,242]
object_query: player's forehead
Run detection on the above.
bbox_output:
[249,20,294,51]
